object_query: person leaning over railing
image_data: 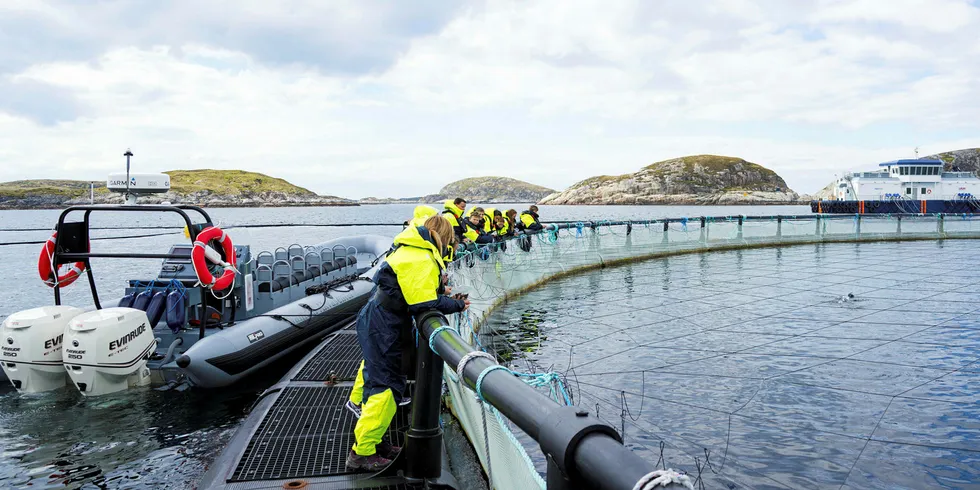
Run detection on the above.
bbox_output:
[347,215,470,472]
[505,209,518,234]
[462,209,495,249]
[518,205,543,232]
[348,204,442,418]
[442,197,467,243]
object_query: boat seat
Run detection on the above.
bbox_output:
[257,255,357,293]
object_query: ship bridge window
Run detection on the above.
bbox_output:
[915,167,922,175]
[900,167,908,175]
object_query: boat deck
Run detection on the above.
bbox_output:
[201,327,458,490]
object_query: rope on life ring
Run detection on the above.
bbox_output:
[38,231,87,288]
[191,226,238,290]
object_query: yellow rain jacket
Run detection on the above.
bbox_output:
[408,205,439,227]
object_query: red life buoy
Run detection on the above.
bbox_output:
[927,189,932,194]
[37,232,86,288]
[191,227,237,290]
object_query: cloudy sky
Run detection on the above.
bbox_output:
[1,0,978,198]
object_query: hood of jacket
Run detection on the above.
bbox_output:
[393,225,446,269]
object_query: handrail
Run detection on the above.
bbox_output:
[50,204,212,308]
[410,311,658,489]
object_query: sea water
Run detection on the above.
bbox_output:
[0,204,809,488]
[483,240,980,489]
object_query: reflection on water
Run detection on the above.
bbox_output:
[483,240,980,489]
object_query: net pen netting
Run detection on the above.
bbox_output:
[441,214,980,489]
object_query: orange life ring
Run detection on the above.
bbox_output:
[191,226,237,290]
[37,232,86,288]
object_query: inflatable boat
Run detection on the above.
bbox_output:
[0,162,390,396]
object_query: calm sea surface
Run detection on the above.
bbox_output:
[0,204,810,489]
[484,240,980,489]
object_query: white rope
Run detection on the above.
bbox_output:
[633,469,695,490]
[456,351,496,381]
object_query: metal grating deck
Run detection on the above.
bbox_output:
[294,331,363,382]
[230,386,410,482]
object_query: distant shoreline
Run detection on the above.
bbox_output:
[0,201,360,210]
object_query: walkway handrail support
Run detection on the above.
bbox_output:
[411,311,660,490]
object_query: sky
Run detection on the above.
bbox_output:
[1,0,979,198]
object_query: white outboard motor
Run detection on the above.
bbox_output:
[64,307,156,396]
[1,305,84,393]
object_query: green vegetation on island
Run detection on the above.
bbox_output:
[0,169,349,208]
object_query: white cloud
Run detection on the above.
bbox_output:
[0,0,979,197]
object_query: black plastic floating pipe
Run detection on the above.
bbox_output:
[414,311,659,490]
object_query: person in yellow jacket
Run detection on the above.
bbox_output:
[442,198,467,243]
[408,204,439,227]
[518,205,544,231]
[346,216,469,471]
[348,204,444,418]
[504,209,518,234]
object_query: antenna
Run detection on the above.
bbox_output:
[914,147,920,159]
[124,149,133,202]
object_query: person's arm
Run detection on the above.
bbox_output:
[408,295,466,315]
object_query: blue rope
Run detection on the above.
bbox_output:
[575,222,584,237]
[428,325,459,352]
[475,365,511,402]
[513,372,573,405]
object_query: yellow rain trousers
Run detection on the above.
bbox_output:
[353,388,397,456]
[349,361,365,405]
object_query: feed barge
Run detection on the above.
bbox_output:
[811,158,980,214]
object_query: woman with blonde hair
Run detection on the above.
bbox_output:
[347,215,469,471]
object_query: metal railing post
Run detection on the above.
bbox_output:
[405,325,445,479]
[855,214,861,236]
[737,216,744,239]
[815,214,821,237]
[776,216,782,238]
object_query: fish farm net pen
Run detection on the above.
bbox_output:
[436,214,980,489]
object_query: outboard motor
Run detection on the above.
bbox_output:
[64,307,156,396]
[0,305,84,393]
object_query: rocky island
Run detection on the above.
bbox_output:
[424,177,554,203]
[0,169,353,209]
[359,176,555,204]
[539,155,799,205]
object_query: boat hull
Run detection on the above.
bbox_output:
[174,277,374,388]
[811,200,980,214]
